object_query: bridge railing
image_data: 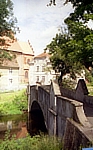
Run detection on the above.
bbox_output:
[27,85,38,112]
[38,86,50,129]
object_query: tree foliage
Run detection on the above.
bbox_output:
[48,0,93,17]
[0,0,18,43]
[47,0,93,83]
[46,31,85,82]
[0,0,18,64]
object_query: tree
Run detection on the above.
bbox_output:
[48,0,93,16]
[47,0,93,84]
[46,23,93,83]
[46,31,84,83]
[64,0,93,70]
[0,0,19,64]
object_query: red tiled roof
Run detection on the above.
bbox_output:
[7,40,34,55]
[35,52,50,58]
[7,40,22,52]
[1,58,19,68]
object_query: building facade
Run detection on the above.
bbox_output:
[29,52,56,85]
[0,40,34,91]
[0,59,19,91]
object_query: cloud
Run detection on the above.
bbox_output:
[12,0,73,55]
[16,25,57,54]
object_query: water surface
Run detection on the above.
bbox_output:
[0,111,47,140]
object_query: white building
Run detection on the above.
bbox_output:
[29,52,56,85]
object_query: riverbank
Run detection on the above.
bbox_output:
[0,89,28,116]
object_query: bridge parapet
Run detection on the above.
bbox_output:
[38,86,50,129]
[27,85,38,112]
[27,79,93,149]
[60,79,93,105]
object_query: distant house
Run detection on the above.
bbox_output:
[0,40,34,91]
[29,52,56,85]
[0,58,19,91]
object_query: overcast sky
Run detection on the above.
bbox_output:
[12,0,73,55]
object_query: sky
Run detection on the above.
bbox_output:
[12,0,73,55]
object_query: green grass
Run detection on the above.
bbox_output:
[0,89,26,104]
[0,89,28,116]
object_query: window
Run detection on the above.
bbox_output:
[25,71,28,79]
[9,68,12,73]
[42,66,45,72]
[36,76,39,82]
[37,66,39,72]
[9,79,12,83]
[27,59,30,64]
[42,76,45,83]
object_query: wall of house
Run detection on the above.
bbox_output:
[0,68,19,91]
[0,40,34,91]
[16,52,24,83]
[23,54,33,83]
[29,57,56,85]
[30,58,49,85]
[16,52,33,84]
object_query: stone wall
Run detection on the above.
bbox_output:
[60,87,76,100]
[27,85,38,112]
[60,79,93,105]
[28,79,93,149]
[49,79,93,149]
[63,118,92,150]
[38,86,50,129]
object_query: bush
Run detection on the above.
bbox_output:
[12,90,27,111]
[0,132,63,150]
[85,69,93,84]
[0,89,28,115]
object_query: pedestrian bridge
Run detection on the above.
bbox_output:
[27,79,93,150]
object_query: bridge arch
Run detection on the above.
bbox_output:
[30,100,48,134]
[31,100,42,112]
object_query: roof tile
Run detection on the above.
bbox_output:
[35,52,50,58]
[7,40,34,55]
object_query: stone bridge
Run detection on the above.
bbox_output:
[27,79,93,150]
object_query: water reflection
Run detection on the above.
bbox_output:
[0,111,47,140]
[0,114,27,139]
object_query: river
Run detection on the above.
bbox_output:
[0,110,47,140]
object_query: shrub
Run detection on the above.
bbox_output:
[0,89,28,115]
[0,132,63,150]
[12,90,27,111]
